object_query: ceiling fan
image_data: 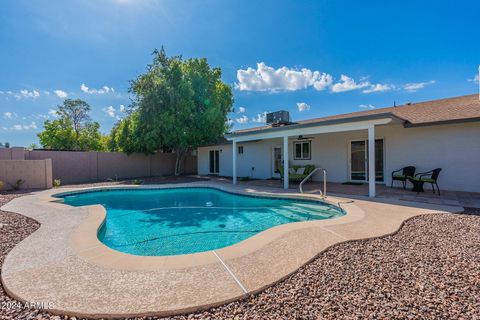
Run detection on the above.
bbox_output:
[296,135,314,140]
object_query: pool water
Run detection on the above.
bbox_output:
[58,187,344,256]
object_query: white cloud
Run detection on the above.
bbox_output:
[468,74,479,84]
[12,89,40,100]
[103,106,117,118]
[313,73,333,91]
[359,104,375,110]
[234,63,395,94]
[48,109,58,117]
[251,112,267,123]
[3,112,18,119]
[331,75,370,93]
[297,102,310,112]
[235,115,249,124]
[4,122,37,131]
[54,90,68,98]
[237,106,246,113]
[236,62,333,92]
[81,83,115,94]
[403,80,435,92]
[362,83,393,94]
[103,105,125,119]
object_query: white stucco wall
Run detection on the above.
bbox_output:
[198,122,480,192]
[380,122,480,192]
[197,139,282,179]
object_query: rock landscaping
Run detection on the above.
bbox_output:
[1,190,478,320]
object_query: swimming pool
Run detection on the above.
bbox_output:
[58,187,344,256]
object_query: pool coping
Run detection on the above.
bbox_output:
[0,182,464,318]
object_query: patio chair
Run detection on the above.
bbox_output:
[410,168,442,195]
[391,166,416,189]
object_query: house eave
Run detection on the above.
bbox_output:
[403,117,480,128]
[226,113,401,140]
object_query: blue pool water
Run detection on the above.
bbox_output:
[58,187,344,256]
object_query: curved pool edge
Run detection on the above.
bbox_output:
[61,185,351,269]
[1,182,464,319]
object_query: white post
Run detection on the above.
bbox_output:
[368,125,376,197]
[232,140,237,185]
[283,135,289,189]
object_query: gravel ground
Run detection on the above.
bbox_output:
[0,190,479,320]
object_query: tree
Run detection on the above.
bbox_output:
[28,143,39,149]
[38,99,104,151]
[118,48,233,175]
[57,99,92,139]
[38,118,77,150]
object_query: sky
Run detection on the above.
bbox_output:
[1,0,479,147]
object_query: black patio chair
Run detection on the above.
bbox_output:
[391,166,416,189]
[412,168,442,195]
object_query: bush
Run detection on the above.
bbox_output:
[9,179,25,191]
[0,180,4,191]
[132,179,144,185]
[53,179,61,188]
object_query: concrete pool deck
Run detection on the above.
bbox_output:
[0,182,463,319]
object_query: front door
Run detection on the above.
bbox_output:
[272,146,282,178]
[349,139,384,182]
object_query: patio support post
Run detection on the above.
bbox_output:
[368,125,376,197]
[232,140,237,184]
[283,135,289,189]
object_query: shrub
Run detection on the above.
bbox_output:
[132,179,144,185]
[0,180,4,191]
[9,179,25,191]
[53,179,61,188]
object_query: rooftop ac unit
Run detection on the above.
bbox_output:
[266,111,291,126]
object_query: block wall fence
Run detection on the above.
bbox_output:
[0,147,196,187]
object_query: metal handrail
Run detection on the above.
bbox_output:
[299,168,327,197]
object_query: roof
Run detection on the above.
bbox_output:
[229,94,480,136]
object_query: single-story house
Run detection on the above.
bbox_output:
[197,94,480,196]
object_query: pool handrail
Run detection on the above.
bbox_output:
[299,168,326,198]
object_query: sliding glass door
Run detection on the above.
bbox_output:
[209,150,220,174]
[349,139,384,182]
[272,146,282,178]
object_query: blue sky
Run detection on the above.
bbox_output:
[1,0,479,147]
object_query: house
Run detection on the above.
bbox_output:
[197,94,480,196]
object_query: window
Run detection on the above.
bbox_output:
[209,150,220,173]
[238,146,244,154]
[294,141,311,160]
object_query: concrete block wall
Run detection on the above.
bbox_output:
[0,159,52,189]
[0,148,197,186]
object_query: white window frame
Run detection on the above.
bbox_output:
[293,141,311,160]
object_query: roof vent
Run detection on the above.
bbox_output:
[266,111,291,126]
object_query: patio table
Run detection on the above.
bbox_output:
[408,176,425,193]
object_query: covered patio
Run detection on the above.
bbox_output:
[228,117,394,198]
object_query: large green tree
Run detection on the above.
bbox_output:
[114,48,233,175]
[38,99,104,151]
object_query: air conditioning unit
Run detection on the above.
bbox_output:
[266,111,291,126]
